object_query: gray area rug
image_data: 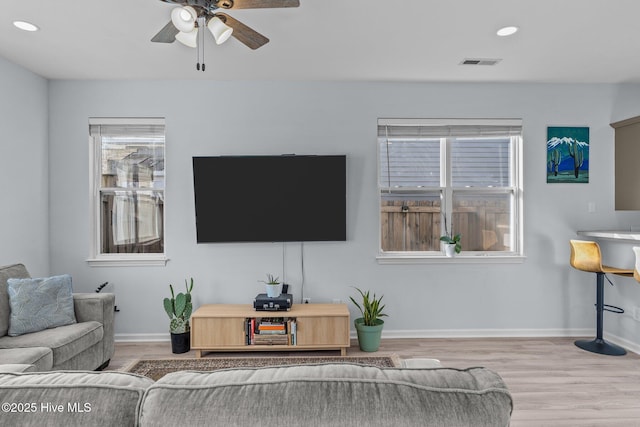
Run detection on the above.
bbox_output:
[122,355,400,381]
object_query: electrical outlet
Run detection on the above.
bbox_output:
[332,299,343,304]
[303,298,311,304]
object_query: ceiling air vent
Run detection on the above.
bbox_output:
[460,58,502,66]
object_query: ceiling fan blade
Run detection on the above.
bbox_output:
[217,13,269,50]
[151,21,179,43]
[216,0,300,10]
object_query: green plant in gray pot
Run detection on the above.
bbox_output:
[350,287,388,352]
[163,278,194,354]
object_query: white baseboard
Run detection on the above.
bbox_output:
[375,328,592,339]
[115,333,169,342]
[607,333,640,355]
[116,329,639,355]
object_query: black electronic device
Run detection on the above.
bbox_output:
[192,155,346,243]
[254,293,293,311]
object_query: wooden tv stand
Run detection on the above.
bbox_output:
[190,303,351,357]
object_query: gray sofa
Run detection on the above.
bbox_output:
[0,264,114,371]
[0,363,513,426]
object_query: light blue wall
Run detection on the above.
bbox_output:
[0,56,49,276]
[0,70,631,347]
[45,79,640,346]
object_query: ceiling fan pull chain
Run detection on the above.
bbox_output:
[196,17,201,71]
[201,19,206,72]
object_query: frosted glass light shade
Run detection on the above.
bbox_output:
[175,28,198,48]
[171,6,197,33]
[13,20,39,32]
[208,16,233,45]
[496,26,519,37]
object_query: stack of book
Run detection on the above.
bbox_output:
[253,334,289,345]
[245,317,297,346]
[255,318,287,345]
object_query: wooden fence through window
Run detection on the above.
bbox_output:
[381,200,510,252]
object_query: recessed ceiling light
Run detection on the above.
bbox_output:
[13,21,39,32]
[496,26,518,37]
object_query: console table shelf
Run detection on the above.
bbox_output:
[190,303,351,357]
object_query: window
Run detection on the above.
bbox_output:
[88,118,166,266]
[377,118,523,262]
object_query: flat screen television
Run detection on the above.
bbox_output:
[192,155,346,243]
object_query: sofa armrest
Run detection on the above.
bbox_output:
[73,293,115,365]
[74,293,114,323]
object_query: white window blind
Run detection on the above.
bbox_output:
[451,138,511,187]
[377,119,522,137]
[379,139,440,188]
[378,119,521,189]
[89,123,165,139]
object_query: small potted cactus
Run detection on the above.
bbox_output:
[163,278,194,354]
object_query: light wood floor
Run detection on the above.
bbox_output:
[109,337,640,426]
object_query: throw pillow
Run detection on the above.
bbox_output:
[6,274,77,336]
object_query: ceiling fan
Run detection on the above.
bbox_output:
[152,0,300,52]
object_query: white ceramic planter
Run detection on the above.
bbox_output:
[265,283,283,298]
[443,243,456,257]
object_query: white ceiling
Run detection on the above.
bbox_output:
[1,0,640,83]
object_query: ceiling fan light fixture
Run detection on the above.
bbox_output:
[175,27,198,48]
[171,6,197,33]
[496,26,519,37]
[208,16,233,45]
[13,20,39,32]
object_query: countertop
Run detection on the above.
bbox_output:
[576,230,640,242]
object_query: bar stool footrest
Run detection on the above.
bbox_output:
[603,304,624,314]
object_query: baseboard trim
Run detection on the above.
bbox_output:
[118,329,590,343]
[375,328,592,339]
[116,329,639,355]
[115,333,169,342]
[606,333,640,355]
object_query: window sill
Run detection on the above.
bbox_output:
[87,255,169,267]
[376,254,525,264]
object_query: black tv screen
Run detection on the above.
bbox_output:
[193,155,346,243]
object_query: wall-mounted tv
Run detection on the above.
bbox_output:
[193,155,346,243]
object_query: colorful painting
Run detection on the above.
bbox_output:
[546,126,589,183]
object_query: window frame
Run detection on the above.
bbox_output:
[376,118,524,264]
[87,117,168,267]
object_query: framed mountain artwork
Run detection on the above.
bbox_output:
[546,126,589,183]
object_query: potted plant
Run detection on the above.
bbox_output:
[440,213,461,256]
[259,274,282,298]
[350,287,388,352]
[440,233,461,257]
[163,278,193,354]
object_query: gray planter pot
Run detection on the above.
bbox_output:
[354,318,384,352]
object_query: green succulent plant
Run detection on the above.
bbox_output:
[163,278,194,334]
[259,274,280,285]
[349,287,388,327]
